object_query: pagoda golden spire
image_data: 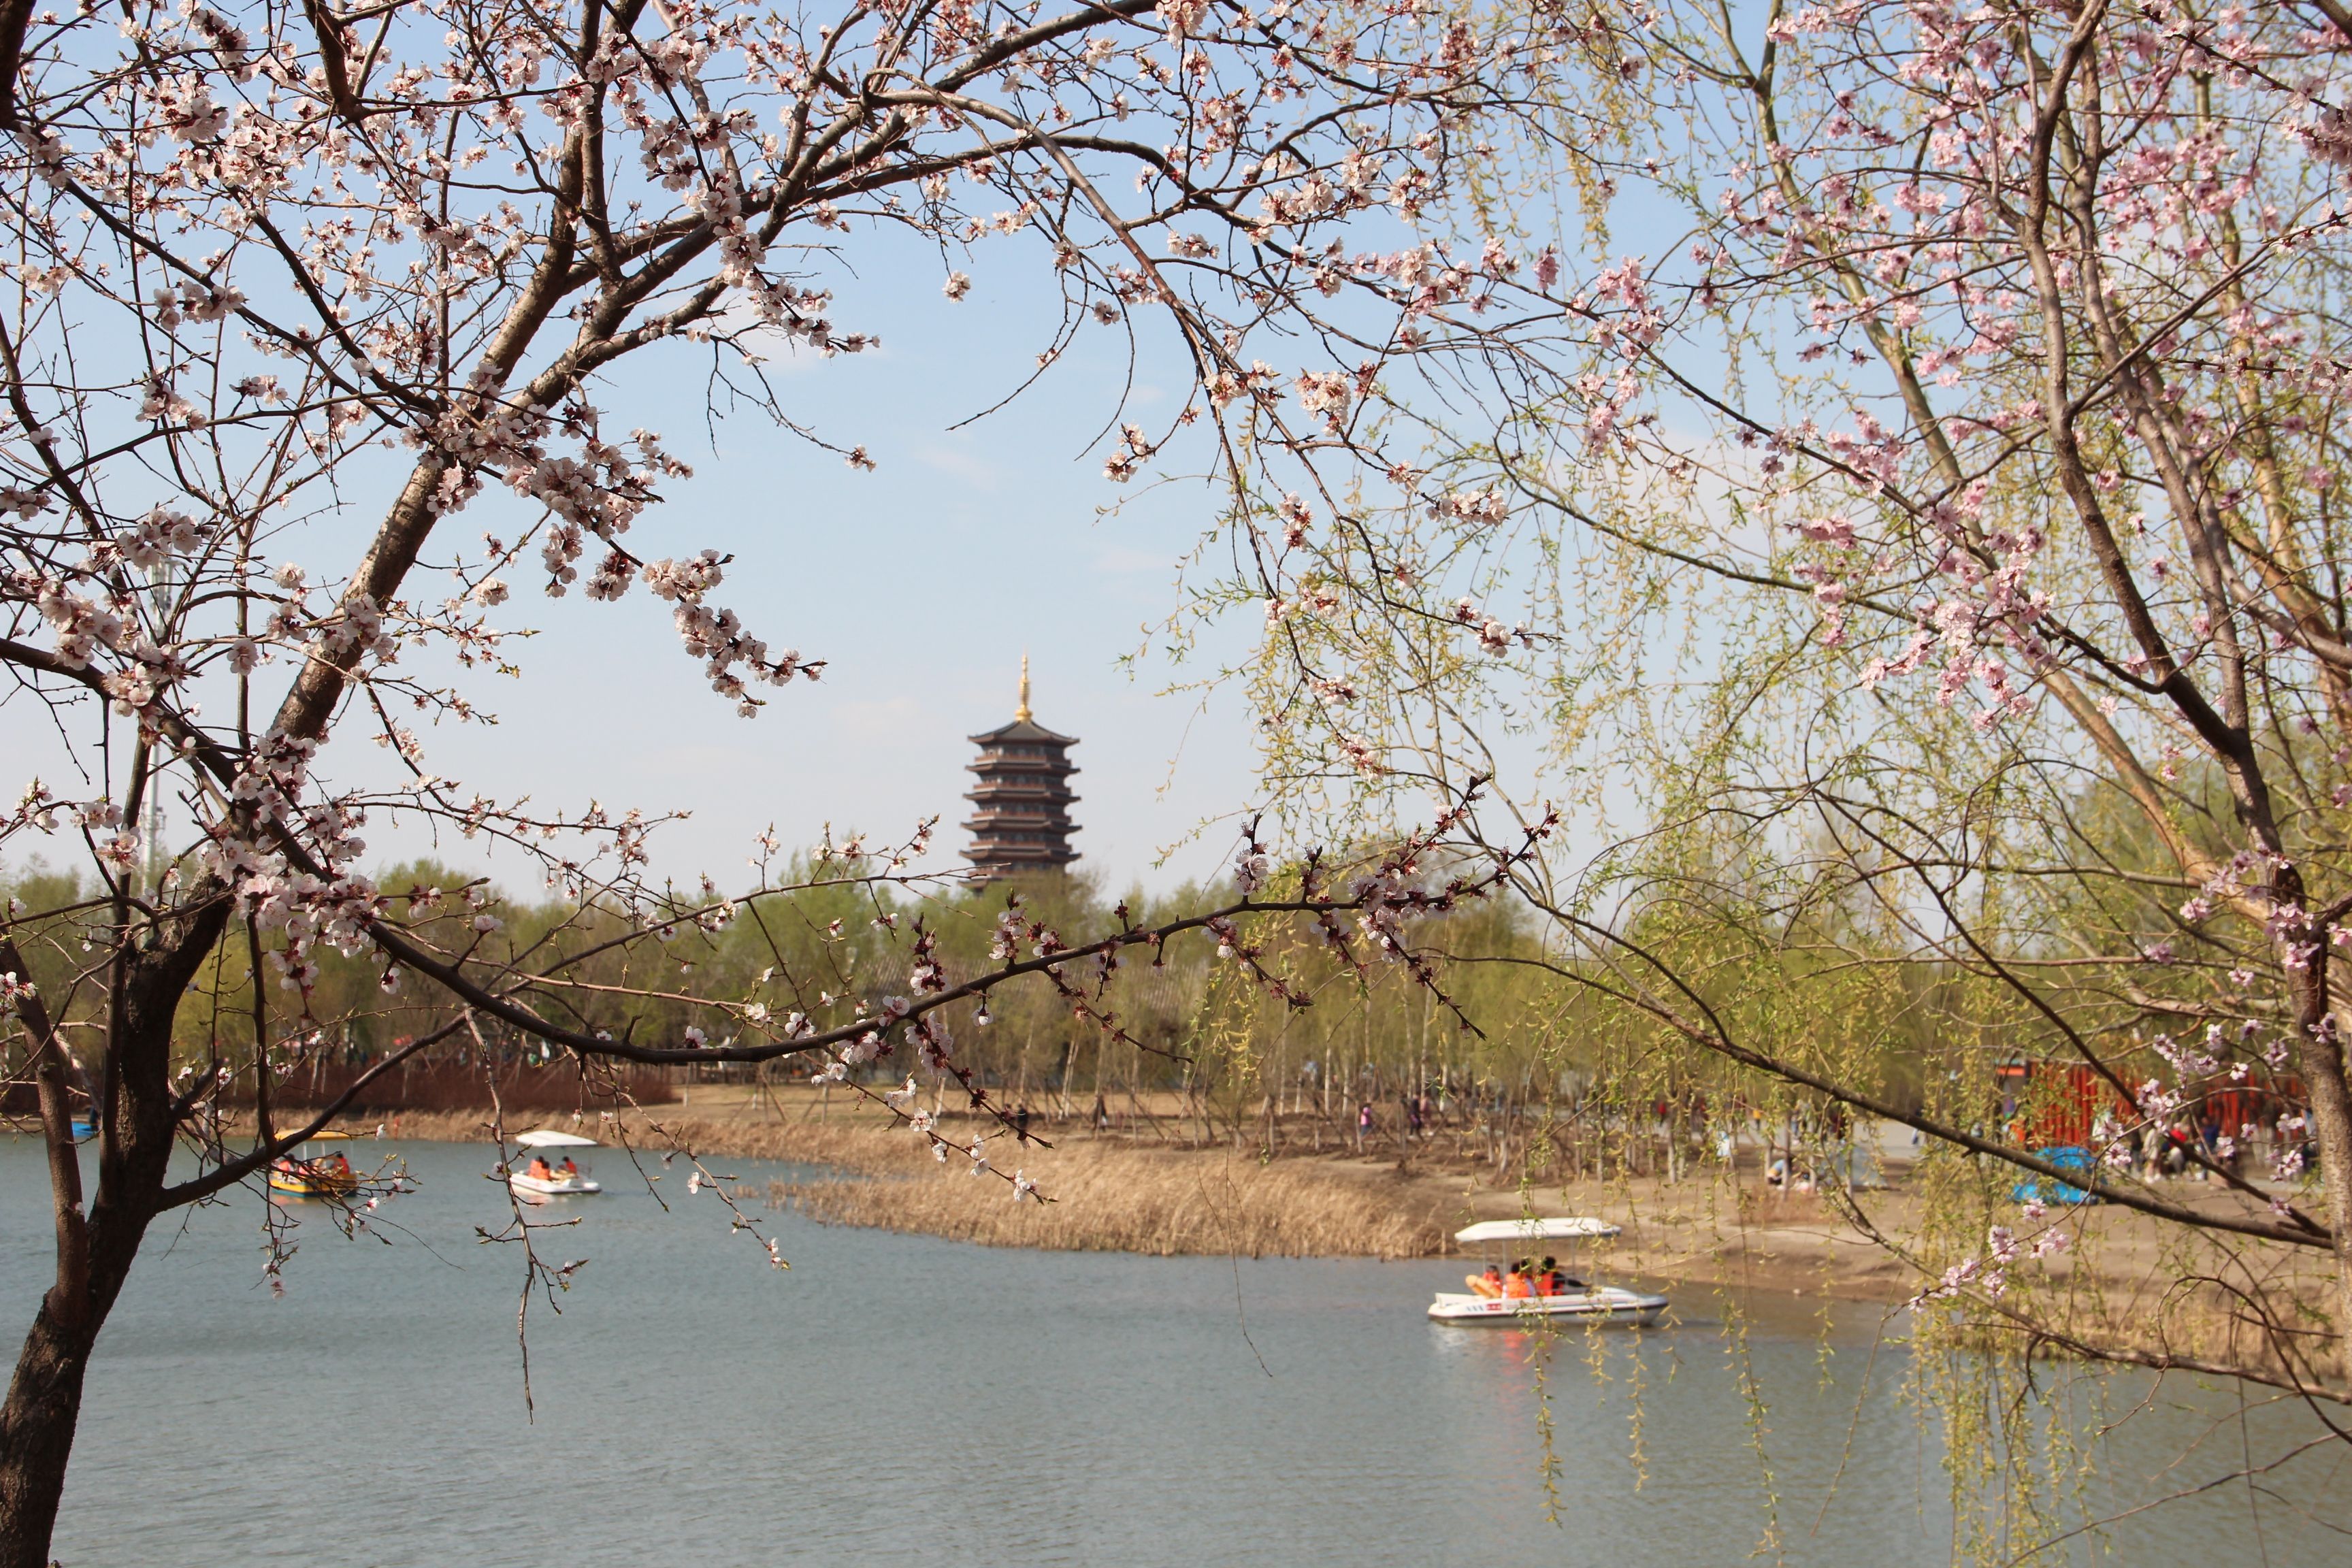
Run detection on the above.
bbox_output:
[962,653,1081,882]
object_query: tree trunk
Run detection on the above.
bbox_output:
[2274,869,2352,1386]
[2306,994,2352,1386]
[1,1313,95,1568]
[0,1218,151,1567]
[0,901,225,1565]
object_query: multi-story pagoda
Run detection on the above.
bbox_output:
[962,657,1081,882]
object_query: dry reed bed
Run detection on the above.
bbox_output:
[771,1140,1447,1258]
[324,1107,1450,1259]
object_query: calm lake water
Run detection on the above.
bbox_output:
[3,1135,2345,1565]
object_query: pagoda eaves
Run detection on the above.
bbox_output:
[962,662,1081,881]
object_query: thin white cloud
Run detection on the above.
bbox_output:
[830,696,928,740]
[915,443,998,487]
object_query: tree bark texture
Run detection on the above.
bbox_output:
[0,898,227,1565]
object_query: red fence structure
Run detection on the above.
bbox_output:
[1995,1056,2306,1152]
[225,1054,678,1115]
[1994,1059,2103,1148]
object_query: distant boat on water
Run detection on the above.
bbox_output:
[506,1129,602,1198]
[1428,1218,1669,1326]
[267,1130,361,1198]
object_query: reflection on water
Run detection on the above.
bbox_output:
[1,1137,2341,1565]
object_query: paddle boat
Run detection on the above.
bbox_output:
[266,1129,361,1198]
[1427,1217,1668,1326]
[507,1129,602,1198]
[2009,1145,2100,1205]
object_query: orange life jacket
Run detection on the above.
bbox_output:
[1503,1271,1534,1298]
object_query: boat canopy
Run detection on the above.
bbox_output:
[295,1130,355,1143]
[515,1129,600,1148]
[1454,1218,1620,1245]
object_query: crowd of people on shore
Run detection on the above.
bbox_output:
[2100,1107,2315,1183]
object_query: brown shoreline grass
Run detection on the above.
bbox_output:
[341,1105,1454,1259]
[771,1141,1447,1258]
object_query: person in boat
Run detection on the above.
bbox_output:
[325,1152,352,1178]
[557,1156,579,1179]
[1502,1260,1536,1299]
[526,1155,555,1181]
[1467,1264,1505,1298]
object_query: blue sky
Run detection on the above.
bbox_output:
[3,226,1272,899]
[435,240,1262,896]
[3,125,1723,906]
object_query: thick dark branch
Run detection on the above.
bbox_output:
[303,0,366,123]
[0,936,89,1329]
[363,891,1412,1066]
[0,0,31,130]
[2306,0,2352,53]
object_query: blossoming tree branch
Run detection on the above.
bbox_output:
[0,0,1598,1558]
[1200,0,2352,1444]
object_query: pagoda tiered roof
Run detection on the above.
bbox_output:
[962,659,1081,882]
[967,716,1079,747]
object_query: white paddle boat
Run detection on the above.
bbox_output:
[1428,1217,1667,1326]
[508,1128,602,1197]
